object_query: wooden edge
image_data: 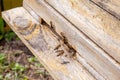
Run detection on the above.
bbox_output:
[91,0,120,20]
[23,0,120,80]
[2,7,96,80]
[23,3,106,80]
[44,0,120,63]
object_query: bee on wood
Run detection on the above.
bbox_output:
[54,44,61,50]
[55,50,64,56]
[50,21,76,58]
[61,61,70,64]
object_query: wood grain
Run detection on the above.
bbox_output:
[23,0,120,80]
[44,0,120,64]
[90,0,120,20]
[23,4,106,80]
[2,7,96,80]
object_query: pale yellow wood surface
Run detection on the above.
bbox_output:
[44,0,120,64]
[2,7,96,80]
[91,0,120,20]
[23,0,120,80]
[23,4,106,80]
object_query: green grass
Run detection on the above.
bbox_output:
[0,18,19,42]
[0,18,4,40]
[0,53,26,80]
[0,51,50,80]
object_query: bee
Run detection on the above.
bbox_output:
[55,50,64,56]
[54,44,61,50]
[61,61,70,64]
[50,21,76,58]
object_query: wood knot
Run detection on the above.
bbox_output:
[13,16,32,29]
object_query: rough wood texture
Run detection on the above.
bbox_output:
[23,0,120,80]
[2,7,96,80]
[23,4,105,80]
[44,0,120,64]
[91,0,120,20]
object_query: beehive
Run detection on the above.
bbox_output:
[2,0,120,80]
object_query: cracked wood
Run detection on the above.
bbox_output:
[2,7,96,80]
[23,0,120,80]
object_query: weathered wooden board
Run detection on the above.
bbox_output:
[91,0,120,20]
[2,7,96,80]
[23,4,105,80]
[23,0,120,80]
[44,0,120,64]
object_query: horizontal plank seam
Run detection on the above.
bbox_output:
[23,3,104,79]
[76,54,106,80]
[23,1,120,79]
[2,8,97,80]
[90,0,120,20]
[43,0,120,66]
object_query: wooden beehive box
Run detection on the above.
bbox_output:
[2,0,120,80]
